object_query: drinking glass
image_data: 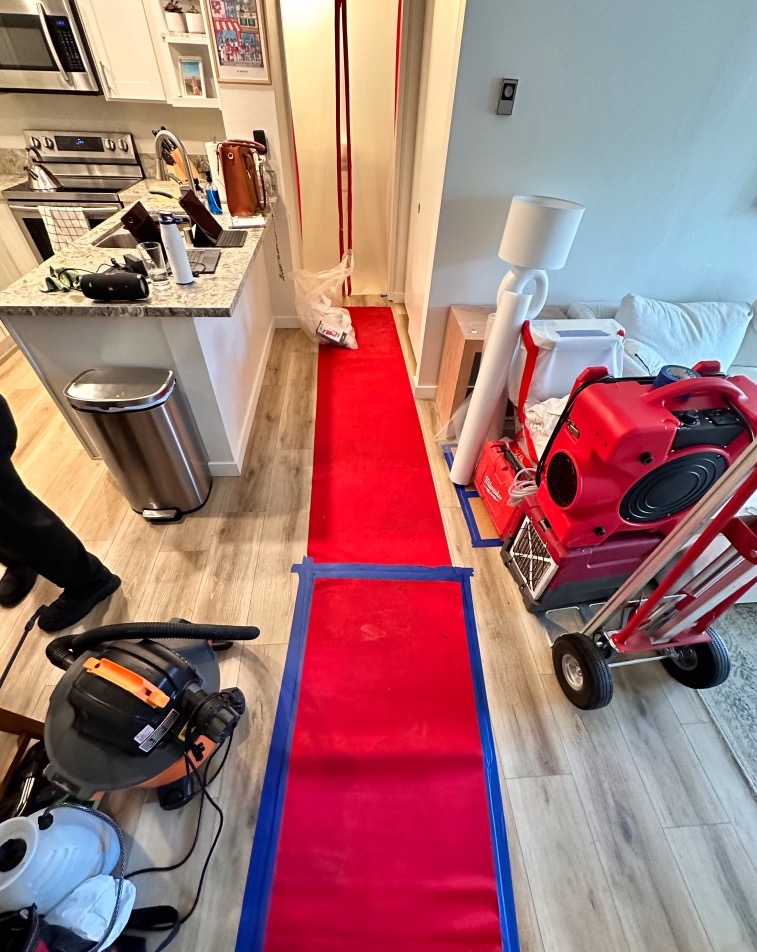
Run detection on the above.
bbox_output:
[137,241,168,285]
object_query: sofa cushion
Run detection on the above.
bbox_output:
[615,293,753,375]
[566,302,619,321]
[732,312,757,369]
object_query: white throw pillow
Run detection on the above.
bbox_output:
[615,294,753,374]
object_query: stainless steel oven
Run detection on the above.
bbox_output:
[0,0,99,93]
[2,128,144,261]
[8,199,121,261]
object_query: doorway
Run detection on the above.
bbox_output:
[278,0,401,295]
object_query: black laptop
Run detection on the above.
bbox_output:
[179,191,247,248]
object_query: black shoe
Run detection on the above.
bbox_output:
[0,566,38,608]
[37,572,121,633]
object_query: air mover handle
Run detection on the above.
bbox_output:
[643,377,748,408]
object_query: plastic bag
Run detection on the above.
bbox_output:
[45,875,136,949]
[292,252,357,349]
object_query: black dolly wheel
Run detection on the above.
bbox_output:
[660,628,730,689]
[552,633,613,710]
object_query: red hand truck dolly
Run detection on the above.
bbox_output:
[544,374,757,709]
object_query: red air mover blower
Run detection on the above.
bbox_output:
[534,365,757,549]
[502,491,661,612]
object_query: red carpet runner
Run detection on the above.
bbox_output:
[308,308,451,564]
[236,309,516,952]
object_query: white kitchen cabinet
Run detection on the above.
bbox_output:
[78,0,166,102]
[0,202,37,359]
[0,204,37,292]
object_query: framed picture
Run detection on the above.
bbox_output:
[204,0,270,85]
[178,56,206,98]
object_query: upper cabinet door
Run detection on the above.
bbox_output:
[78,0,166,101]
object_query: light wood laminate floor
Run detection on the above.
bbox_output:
[1,304,756,952]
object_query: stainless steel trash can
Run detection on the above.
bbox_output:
[65,367,211,522]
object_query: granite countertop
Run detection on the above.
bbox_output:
[0,174,25,198]
[0,179,268,318]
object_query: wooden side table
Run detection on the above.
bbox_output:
[435,305,492,423]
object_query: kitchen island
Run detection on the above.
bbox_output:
[0,184,279,475]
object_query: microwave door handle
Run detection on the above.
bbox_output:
[36,2,73,85]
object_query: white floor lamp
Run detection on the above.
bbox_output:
[449,195,585,486]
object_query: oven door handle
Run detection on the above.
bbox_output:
[37,2,74,86]
[9,204,121,216]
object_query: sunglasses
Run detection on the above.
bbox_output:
[41,266,88,293]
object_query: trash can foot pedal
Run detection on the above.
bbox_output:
[143,508,182,523]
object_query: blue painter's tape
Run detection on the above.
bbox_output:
[234,557,315,952]
[459,571,521,952]
[442,444,502,548]
[235,558,519,952]
[302,560,472,582]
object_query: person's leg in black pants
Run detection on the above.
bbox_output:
[0,395,120,631]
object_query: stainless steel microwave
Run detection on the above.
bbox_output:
[0,0,99,93]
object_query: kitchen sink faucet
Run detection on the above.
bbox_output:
[154,129,199,197]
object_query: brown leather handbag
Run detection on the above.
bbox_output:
[216,139,266,217]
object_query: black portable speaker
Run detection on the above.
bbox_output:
[80,271,149,302]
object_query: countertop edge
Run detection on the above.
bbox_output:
[0,180,269,319]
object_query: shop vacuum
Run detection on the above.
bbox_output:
[42,619,260,806]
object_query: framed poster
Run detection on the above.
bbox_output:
[205,0,270,85]
[178,57,206,98]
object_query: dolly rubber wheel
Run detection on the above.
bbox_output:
[552,633,613,710]
[661,628,730,689]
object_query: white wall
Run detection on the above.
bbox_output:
[217,0,298,320]
[0,93,224,156]
[418,0,757,388]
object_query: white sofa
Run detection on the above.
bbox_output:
[564,299,757,385]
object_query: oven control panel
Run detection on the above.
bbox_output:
[24,130,135,160]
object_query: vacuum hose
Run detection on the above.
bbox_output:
[45,621,261,671]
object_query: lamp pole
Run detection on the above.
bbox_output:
[448,195,584,486]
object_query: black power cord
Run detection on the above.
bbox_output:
[125,729,234,951]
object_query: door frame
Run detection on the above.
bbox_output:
[387,0,427,303]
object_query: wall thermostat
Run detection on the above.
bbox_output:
[497,78,518,115]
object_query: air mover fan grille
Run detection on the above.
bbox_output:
[509,519,559,599]
[620,451,727,524]
[546,451,578,508]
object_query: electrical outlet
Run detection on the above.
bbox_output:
[497,78,518,115]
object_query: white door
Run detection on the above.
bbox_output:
[79,0,166,101]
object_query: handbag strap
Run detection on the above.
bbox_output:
[223,138,266,153]
[242,151,266,209]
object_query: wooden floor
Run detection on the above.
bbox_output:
[2,301,757,952]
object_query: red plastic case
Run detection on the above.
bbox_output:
[474,440,525,540]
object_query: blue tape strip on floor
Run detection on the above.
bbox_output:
[442,444,502,548]
[234,557,316,952]
[459,570,521,952]
[235,557,520,952]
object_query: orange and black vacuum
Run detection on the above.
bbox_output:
[43,620,259,806]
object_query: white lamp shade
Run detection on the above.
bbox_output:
[498,195,585,270]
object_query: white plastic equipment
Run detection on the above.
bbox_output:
[0,806,119,914]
